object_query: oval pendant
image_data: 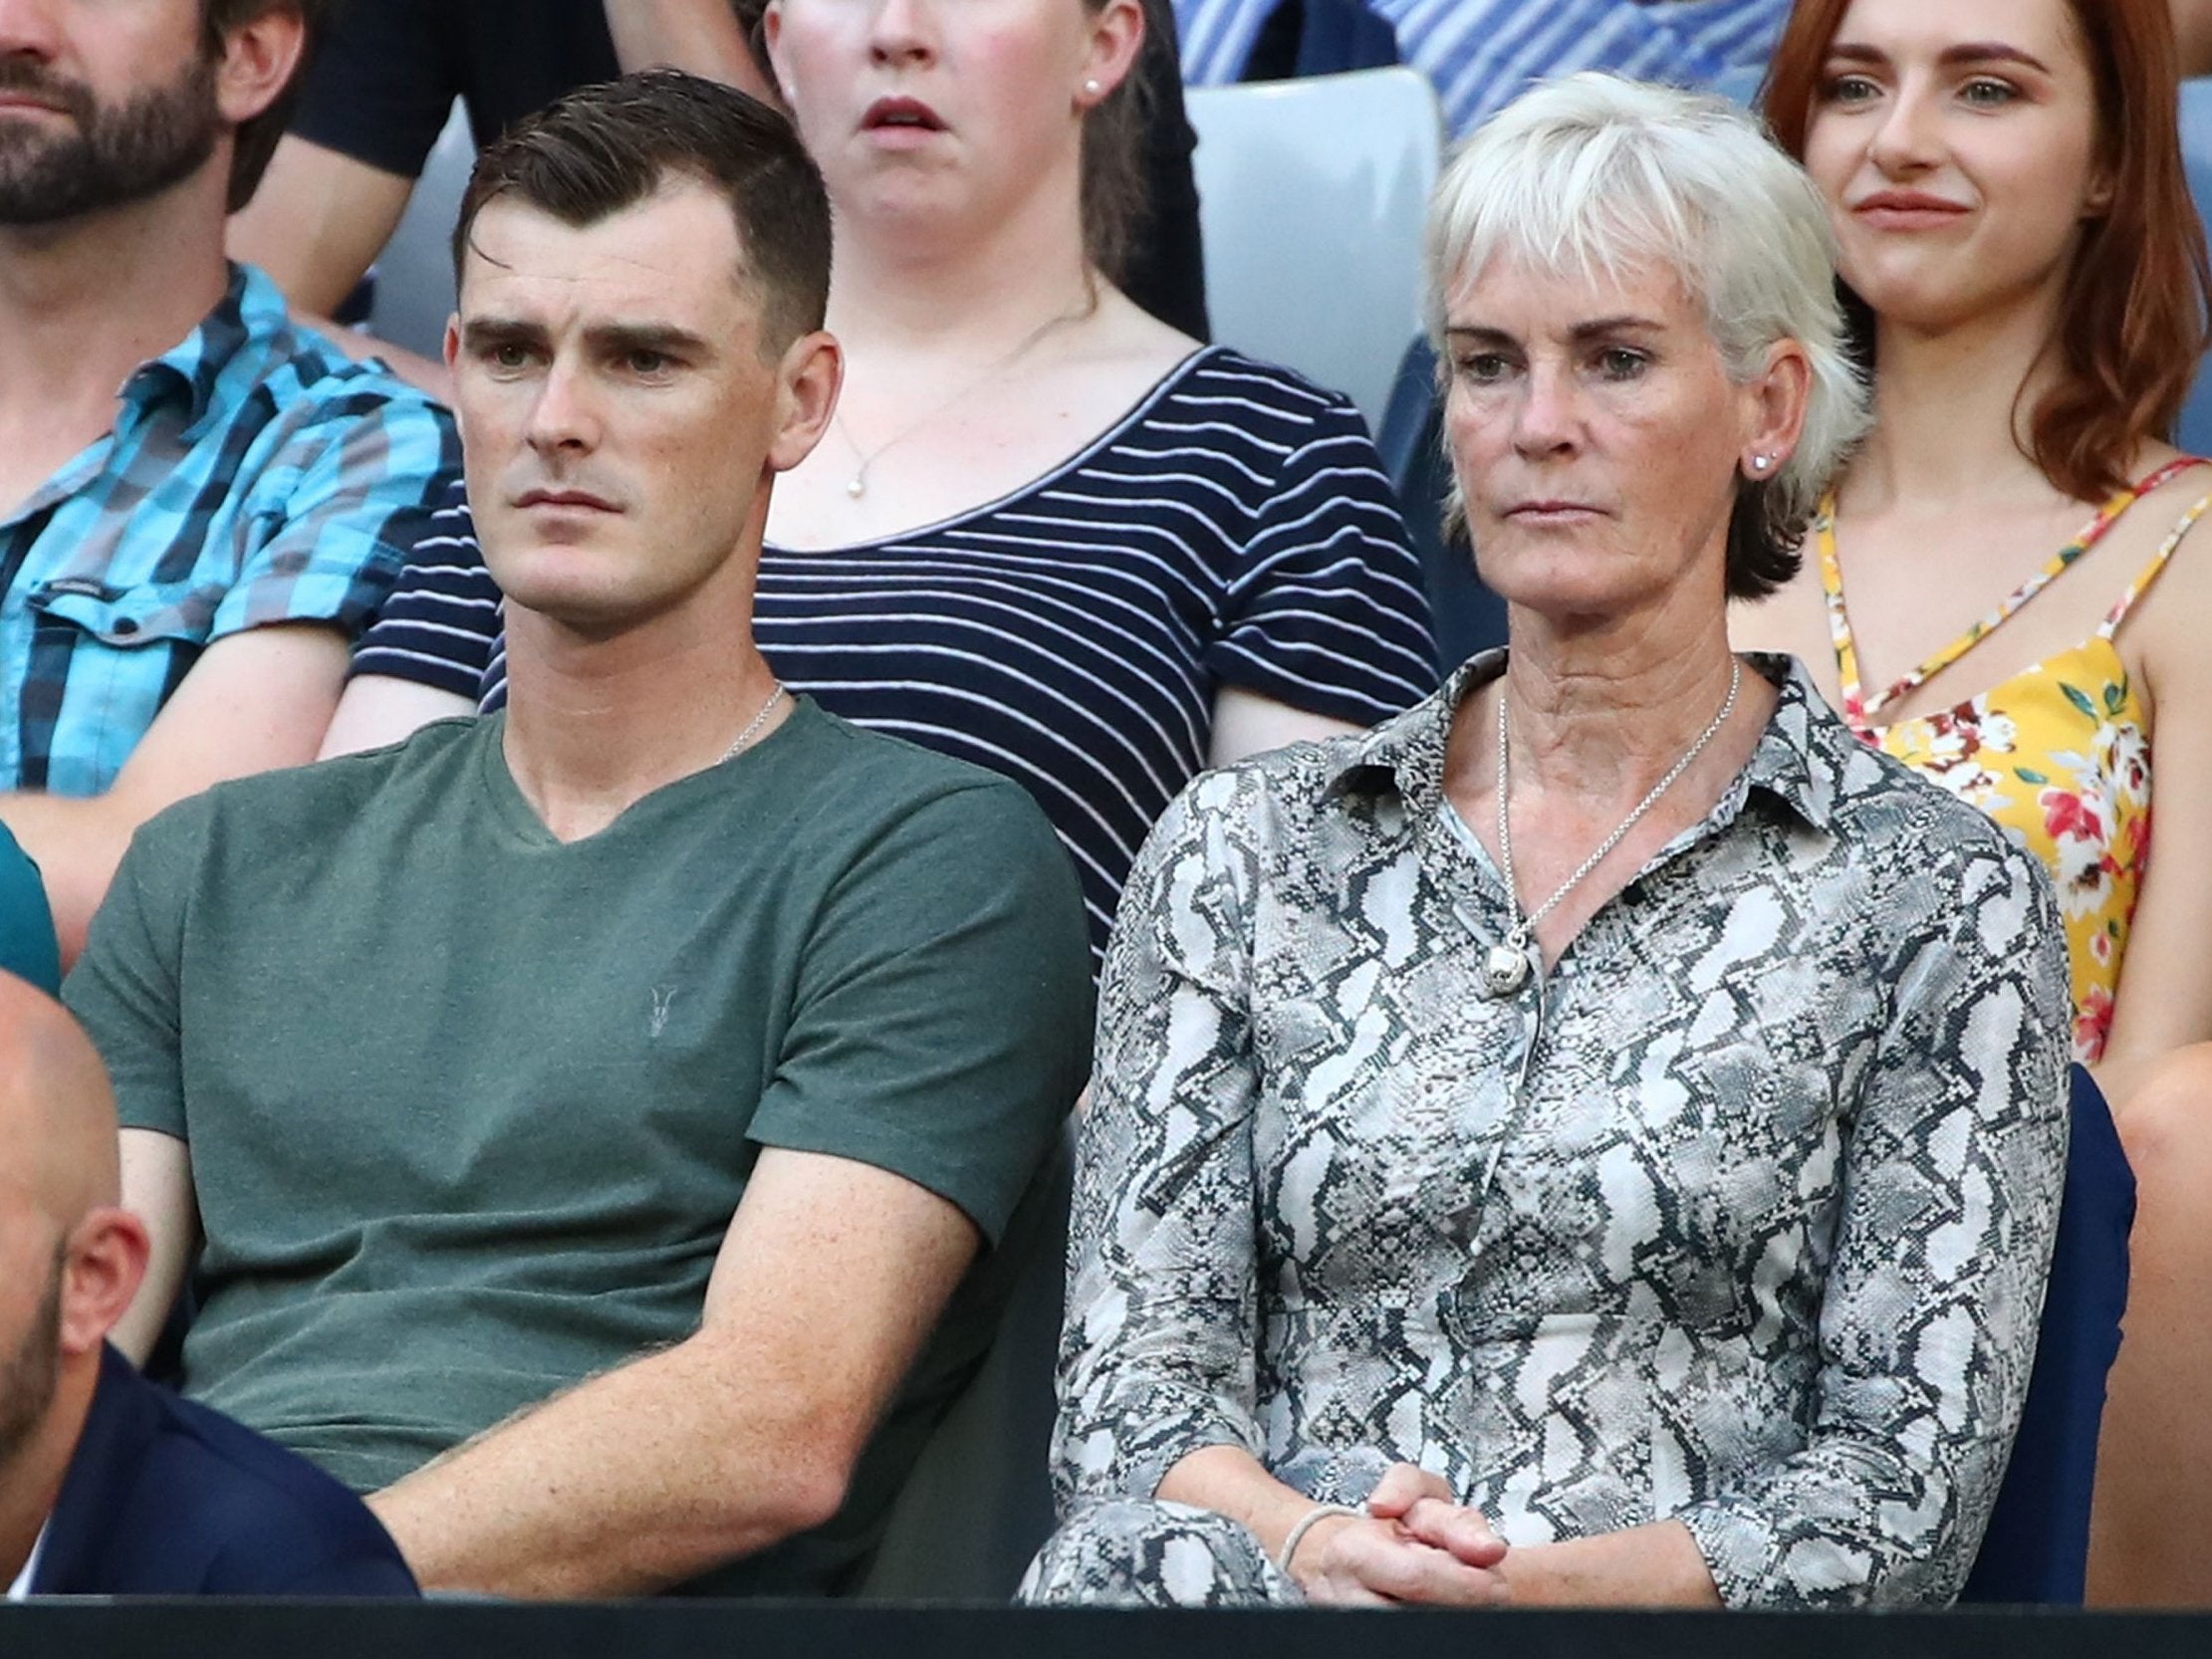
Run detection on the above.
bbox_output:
[1482,940,1531,998]
[845,475,866,499]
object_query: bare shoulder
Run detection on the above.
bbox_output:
[2126,452,2212,710]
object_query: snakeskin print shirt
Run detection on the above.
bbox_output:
[1057,651,2072,1608]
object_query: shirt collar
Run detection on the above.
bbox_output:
[6,1520,49,1601]
[1321,649,1844,834]
[116,263,291,444]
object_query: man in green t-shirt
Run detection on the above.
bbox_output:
[64,75,1094,1598]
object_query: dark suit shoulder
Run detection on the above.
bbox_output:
[42,1350,416,1596]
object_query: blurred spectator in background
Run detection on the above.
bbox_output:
[1739,0,2212,1605]
[327,0,1434,968]
[1174,0,1787,133]
[0,975,416,1598]
[229,0,1207,391]
[0,0,457,968]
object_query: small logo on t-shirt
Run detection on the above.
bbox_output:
[649,985,678,1038]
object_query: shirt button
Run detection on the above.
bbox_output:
[1622,880,1647,906]
[111,618,139,637]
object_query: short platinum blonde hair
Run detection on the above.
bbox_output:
[1424,73,1870,597]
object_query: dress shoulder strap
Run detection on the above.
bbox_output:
[2100,462,2212,639]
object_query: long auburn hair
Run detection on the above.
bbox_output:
[1761,0,2212,502]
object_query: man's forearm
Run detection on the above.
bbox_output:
[369,1329,854,1597]
[0,792,138,971]
[602,1,776,101]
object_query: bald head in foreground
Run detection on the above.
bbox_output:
[0,975,415,1599]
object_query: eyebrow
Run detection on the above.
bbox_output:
[1444,315,1668,345]
[1826,40,2055,75]
[457,318,715,357]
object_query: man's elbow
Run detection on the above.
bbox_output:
[698,1403,866,1557]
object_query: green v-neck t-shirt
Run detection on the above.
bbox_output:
[66,699,1094,1592]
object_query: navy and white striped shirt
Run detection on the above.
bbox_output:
[354,348,1437,959]
[1175,0,1786,136]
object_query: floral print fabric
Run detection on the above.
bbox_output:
[1053,652,2071,1608]
[1818,468,2211,1061]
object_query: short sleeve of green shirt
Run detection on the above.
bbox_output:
[749,778,1093,1245]
[62,793,204,1137]
[0,824,61,997]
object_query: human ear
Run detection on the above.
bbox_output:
[1741,339,1812,480]
[767,330,844,473]
[1079,0,1146,107]
[213,5,308,127]
[56,1208,151,1359]
[762,2,793,105]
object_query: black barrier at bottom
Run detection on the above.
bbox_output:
[3,1603,2210,1659]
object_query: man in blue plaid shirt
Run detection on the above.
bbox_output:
[0,0,458,966]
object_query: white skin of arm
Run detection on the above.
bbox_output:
[0,624,350,970]
[225,140,451,398]
[365,1147,978,1596]
[113,1128,199,1367]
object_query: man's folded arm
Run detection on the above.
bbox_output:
[367,1145,979,1597]
[1,624,352,969]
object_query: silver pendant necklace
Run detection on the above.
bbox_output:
[1483,656,1743,998]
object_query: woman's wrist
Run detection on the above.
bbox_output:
[1275,1502,1362,1577]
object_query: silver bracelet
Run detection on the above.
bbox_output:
[1275,1503,1360,1576]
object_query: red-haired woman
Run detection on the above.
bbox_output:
[1736,0,2212,1603]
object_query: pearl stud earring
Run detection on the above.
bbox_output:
[1750,454,1773,473]
[1084,78,1103,98]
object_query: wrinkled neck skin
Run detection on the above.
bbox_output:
[1490,577,1751,809]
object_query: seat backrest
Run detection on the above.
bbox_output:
[1185,68,1443,429]
[852,1130,1074,1599]
[1959,1065,2134,1604]
[367,101,477,360]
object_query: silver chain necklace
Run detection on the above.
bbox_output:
[720,682,787,763]
[833,295,1095,500]
[1482,656,1742,998]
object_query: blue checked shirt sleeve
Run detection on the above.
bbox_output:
[1369,0,1787,133]
[210,385,459,641]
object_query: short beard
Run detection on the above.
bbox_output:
[0,1253,65,1479]
[0,52,222,226]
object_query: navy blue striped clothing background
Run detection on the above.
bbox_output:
[353,348,1438,960]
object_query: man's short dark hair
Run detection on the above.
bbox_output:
[203,0,326,213]
[451,72,834,356]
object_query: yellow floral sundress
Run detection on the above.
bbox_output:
[1819,457,2212,1063]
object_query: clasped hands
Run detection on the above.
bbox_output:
[1286,1463,1511,1607]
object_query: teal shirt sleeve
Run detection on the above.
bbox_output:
[0,824,61,996]
[748,777,1096,1247]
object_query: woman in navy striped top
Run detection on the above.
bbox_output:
[327,0,1435,960]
